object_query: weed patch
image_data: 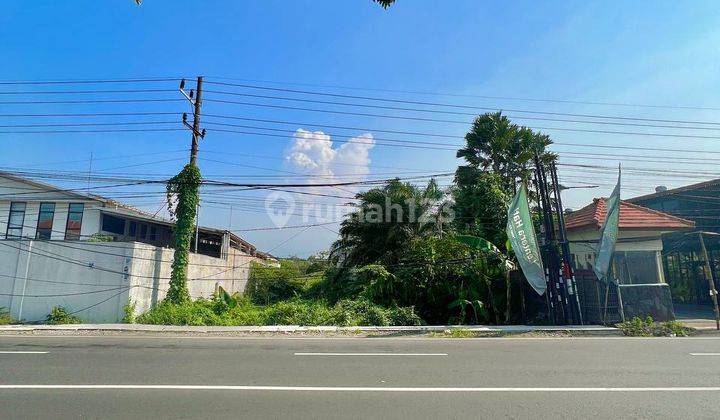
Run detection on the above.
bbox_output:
[619,316,694,337]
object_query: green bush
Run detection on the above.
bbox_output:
[246,260,324,304]
[0,307,14,325]
[136,297,423,327]
[122,301,136,324]
[45,306,82,325]
[619,316,694,337]
[136,299,222,326]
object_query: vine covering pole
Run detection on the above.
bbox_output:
[166,76,205,304]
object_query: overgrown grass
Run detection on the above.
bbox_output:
[136,296,423,327]
[619,316,694,337]
[0,307,15,325]
[45,306,82,325]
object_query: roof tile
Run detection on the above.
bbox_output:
[565,198,694,231]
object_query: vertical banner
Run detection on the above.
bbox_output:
[594,166,621,283]
[506,184,546,295]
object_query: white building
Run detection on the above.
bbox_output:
[0,172,274,323]
[565,198,694,284]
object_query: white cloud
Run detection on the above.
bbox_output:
[285,129,375,184]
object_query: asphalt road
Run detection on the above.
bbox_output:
[1,335,720,419]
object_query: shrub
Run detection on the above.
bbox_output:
[122,300,136,324]
[619,316,694,337]
[45,306,82,325]
[246,260,323,304]
[0,307,14,325]
[136,300,221,326]
[137,297,423,327]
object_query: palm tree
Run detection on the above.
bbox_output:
[456,112,556,190]
[373,0,396,8]
[330,178,447,267]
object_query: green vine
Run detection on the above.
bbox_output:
[165,163,201,304]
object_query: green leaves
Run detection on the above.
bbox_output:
[456,235,502,254]
[456,235,515,270]
[166,164,202,304]
[373,0,396,8]
[217,286,241,309]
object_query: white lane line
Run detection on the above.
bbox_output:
[689,353,720,356]
[293,352,448,356]
[0,351,48,354]
[0,385,720,392]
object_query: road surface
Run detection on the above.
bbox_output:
[1,334,719,419]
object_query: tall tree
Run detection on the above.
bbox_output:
[456,112,555,193]
[330,178,447,267]
[453,112,556,242]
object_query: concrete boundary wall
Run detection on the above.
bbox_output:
[0,240,260,323]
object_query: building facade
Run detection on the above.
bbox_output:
[628,180,720,306]
[0,173,273,323]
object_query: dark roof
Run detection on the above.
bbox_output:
[565,198,695,231]
[627,178,720,203]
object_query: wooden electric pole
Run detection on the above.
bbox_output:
[698,232,720,330]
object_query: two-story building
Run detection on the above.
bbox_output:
[0,172,274,323]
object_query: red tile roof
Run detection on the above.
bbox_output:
[565,198,694,231]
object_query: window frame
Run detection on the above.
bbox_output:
[5,201,27,240]
[64,203,85,240]
[35,202,56,240]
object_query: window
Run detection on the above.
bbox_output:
[101,214,126,235]
[64,203,84,240]
[6,202,26,239]
[35,202,56,240]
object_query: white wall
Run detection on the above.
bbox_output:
[568,228,666,282]
[127,244,258,315]
[0,240,262,323]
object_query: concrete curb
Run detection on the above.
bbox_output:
[0,323,621,335]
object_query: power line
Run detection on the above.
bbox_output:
[0,98,184,105]
[0,120,178,128]
[203,79,720,125]
[0,88,176,95]
[0,111,180,117]
[0,77,181,85]
[204,98,720,140]
[0,128,184,134]
[205,76,720,112]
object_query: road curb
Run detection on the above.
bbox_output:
[0,324,622,336]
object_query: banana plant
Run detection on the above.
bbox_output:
[455,235,516,324]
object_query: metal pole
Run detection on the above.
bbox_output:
[550,162,583,324]
[698,232,720,330]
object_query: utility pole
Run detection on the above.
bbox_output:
[698,231,720,330]
[165,76,206,304]
[181,77,205,165]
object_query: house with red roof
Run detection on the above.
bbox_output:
[565,198,694,285]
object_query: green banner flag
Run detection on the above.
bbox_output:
[506,184,546,295]
[593,166,621,283]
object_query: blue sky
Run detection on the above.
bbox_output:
[2,1,720,256]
